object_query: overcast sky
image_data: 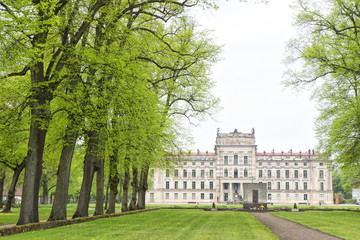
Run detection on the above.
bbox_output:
[184,0,318,153]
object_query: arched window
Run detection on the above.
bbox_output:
[234,168,238,178]
[224,168,228,177]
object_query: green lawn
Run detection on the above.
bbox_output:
[271,211,360,240]
[2,209,278,240]
[0,204,122,226]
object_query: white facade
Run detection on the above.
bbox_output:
[147,129,333,205]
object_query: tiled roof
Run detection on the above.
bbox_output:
[256,152,320,156]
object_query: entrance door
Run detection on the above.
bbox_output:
[252,190,258,203]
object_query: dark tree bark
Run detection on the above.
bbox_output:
[0,168,5,209]
[3,161,26,213]
[41,174,49,204]
[129,166,138,211]
[72,131,99,218]
[106,149,119,214]
[121,160,130,212]
[137,165,149,210]
[104,183,109,210]
[48,129,78,221]
[94,137,105,216]
[118,174,123,204]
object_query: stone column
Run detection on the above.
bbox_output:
[229,182,233,202]
[219,181,223,202]
[241,182,244,199]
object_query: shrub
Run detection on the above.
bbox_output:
[212,202,216,208]
[293,203,297,209]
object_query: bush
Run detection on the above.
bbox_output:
[212,202,216,208]
[293,203,297,209]
[345,199,356,204]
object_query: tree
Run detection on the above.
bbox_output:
[284,0,360,183]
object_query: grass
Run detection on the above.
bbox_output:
[0,204,122,226]
[2,209,278,240]
[271,211,360,240]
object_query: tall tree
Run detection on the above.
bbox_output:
[284,0,360,184]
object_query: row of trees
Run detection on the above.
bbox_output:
[0,0,221,225]
[284,0,360,187]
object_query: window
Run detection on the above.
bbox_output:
[267,162,271,166]
[320,194,324,201]
[268,194,272,200]
[192,181,196,189]
[224,169,228,177]
[166,181,170,189]
[192,170,196,177]
[201,181,205,190]
[244,156,248,165]
[277,182,281,190]
[224,156,228,165]
[183,193,187,199]
[175,169,178,177]
[320,182,324,191]
[285,162,289,166]
[303,182,308,190]
[259,162,262,166]
[319,170,324,178]
[210,193,214,199]
[183,181,187,189]
[210,170,214,178]
[267,182,272,190]
[201,170,205,178]
[286,194,290,200]
[277,170,280,178]
[295,194,299,201]
[175,181,178,189]
[184,161,187,166]
[174,193,178,199]
[286,182,290,190]
[166,169,170,177]
[295,162,298,166]
[192,193,196,200]
[224,183,229,190]
[183,169,187,178]
[277,193,281,200]
[201,162,205,166]
[210,162,214,166]
[276,162,280,166]
[285,170,290,178]
[224,193,228,201]
[201,193,205,200]
[320,162,324,166]
[295,182,299,190]
[294,170,298,178]
[259,170,263,178]
[304,194,308,201]
[234,169,238,178]
[192,162,196,166]
[304,163,307,166]
[267,170,271,178]
[166,193,169,199]
[303,170,308,178]
[244,169,248,177]
[210,181,214,190]
[234,155,238,165]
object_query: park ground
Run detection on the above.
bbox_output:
[0,204,360,239]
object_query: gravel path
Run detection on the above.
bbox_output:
[250,212,343,240]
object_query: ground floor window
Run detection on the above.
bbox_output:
[192,193,196,200]
[224,193,228,201]
[174,193,178,199]
[183,193,187,200]
[210,193,214,199]
[320,194,324,201]
[277,193,281,200]
[166,193,169,199]
[295,194,299,201]
[201,193,205,200]
[268,194,272,200]
[286,194,290,200]
[150,193,154,202]
[304,194,308,201]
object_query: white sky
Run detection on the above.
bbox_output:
[184,0,318,153]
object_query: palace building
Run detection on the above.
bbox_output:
[146,129,333,205]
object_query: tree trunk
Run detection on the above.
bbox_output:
[0,168,5,209]
[72,131,99,218]
[41,174,49,204]
[137,165,149,210]
[121,160,130,212]
[118,174,122,204]
[106,149,119,214]
[48,129,78,221]
[3,161,26,213]
[104,183,109,210]
[129,166,138,211]
[94,128,106,216]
